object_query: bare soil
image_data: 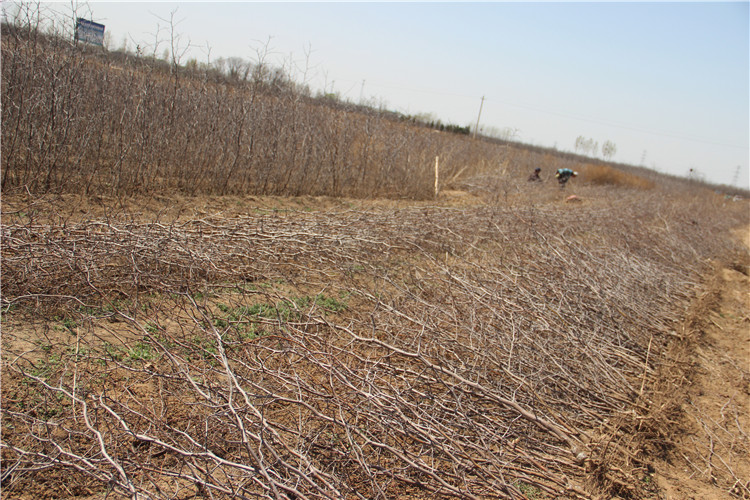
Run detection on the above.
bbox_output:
[652,226,750,499]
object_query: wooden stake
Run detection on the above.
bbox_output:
[434,156,439,198]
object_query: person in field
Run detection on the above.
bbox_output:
[528,167,542,182]
[555,168,578,187]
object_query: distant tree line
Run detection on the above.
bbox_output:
[398,114,472,136]
[574,136,617,161]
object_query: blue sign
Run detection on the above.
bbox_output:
[76,18,105,46]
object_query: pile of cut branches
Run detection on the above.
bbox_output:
[2,192,747,498]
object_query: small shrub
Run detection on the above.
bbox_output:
[582,165,654,189]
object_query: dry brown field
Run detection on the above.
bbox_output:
[2,180,748,499]
[2,14,749,499]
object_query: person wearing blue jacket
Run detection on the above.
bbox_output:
[555,168,578,187]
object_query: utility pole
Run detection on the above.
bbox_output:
[732,165,740,187]
[359,80,365,104]
[473,95,485,139]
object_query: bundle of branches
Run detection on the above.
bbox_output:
[2,193,747,498]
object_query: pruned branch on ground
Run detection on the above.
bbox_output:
[2,192,747,499]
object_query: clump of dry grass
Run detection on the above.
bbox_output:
[582,164,655,189]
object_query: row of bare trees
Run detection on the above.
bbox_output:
[5,4,741,201]
[2,9,546,200]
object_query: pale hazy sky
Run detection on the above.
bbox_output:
[11,1,750,188]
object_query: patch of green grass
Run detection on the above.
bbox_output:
[206,292,351,343]
[144,322,159,334]
[223,293,349,324]
[239,323,263,340]
[27,354,61,381]
[77,304,106,317]
[52,316,77,333]
[103,342,124,362]
[127,341,154,361]
[232,303,283,320]
[154,333,175,349]
[38,405,60,420]
[291,293,349,314]
[67,344,90,360]
[315,293,348,313]
[190,336,218,357]
[518,482,543,499]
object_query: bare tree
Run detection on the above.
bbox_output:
[601,140,617,161]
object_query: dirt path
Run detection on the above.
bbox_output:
[653,226,750,499]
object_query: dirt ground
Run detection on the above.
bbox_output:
[2,192,748,499]
[652,226,750,499]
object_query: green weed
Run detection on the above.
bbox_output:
[103,342,124,362]
[67,344,90,360]
[315,293,348,313]
[190,336,218,358]
[128,341,154,361]
[239,324,262,340]
[518,482,542,498]
[52,316,77,333]
[28,354,61,380]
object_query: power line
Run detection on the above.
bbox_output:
[335,77,748,150]
[336,77,479,100]
[489,98,749,150]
